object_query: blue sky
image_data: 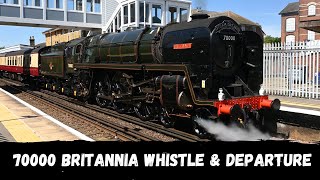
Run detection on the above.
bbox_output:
[0,0,295,47]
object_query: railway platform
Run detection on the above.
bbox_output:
[0,88,93,142]
[270,95,320,116]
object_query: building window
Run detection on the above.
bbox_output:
[24,0,32,6]
[86,0,100,13]
[152,5,162,24]
[124,5,128,24]
[76,0,82,11]
[47,0,54,8]
[308,4,316,16]
[167,7,177,23]
[35,0,41,6]
[117,10,122,28]
[308,30,316,41]
[0,0,18,5]
[24,0,43,7]
[130,2,135,23]
[180,8,188,22]
[68,0,74,10]
[286,35,295,43]
[94,0,100,13]
[286,18,295,32]
[87,0,93,12]
[67,0,82,11]
[56,0,62,9]
[140,3,150,23]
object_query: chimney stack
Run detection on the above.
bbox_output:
[190,13,210,21]
[29,36,35,47]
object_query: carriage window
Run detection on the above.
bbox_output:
[15,57,17,66]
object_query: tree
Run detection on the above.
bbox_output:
[0,46,4,50]
[264,35,281,44]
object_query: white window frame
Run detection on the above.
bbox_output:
[167,6,178,24]
[308,30,316,41]
[47,0,63,9]
[308,4,316,16]
[286,35,295,44]
[0,0,19,5]
[151,4,163,26]
[21,0,43,8]
[129,2,136,24]
[286,18,295,32]
[86,0,101,13]
[166,1,189,23]
[180,8,189,22]
[67,0,83,11]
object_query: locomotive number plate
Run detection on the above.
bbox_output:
[173,43,192,50]
[223,35,236,41]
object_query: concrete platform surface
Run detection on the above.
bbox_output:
[0,89,91,142]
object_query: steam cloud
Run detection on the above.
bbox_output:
[197,118,271,141]
[194,0,207,10]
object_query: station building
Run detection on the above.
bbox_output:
[280,0,320,43]
[0,0,191,46]
[0,0,191,32]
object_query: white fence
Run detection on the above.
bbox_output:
[263,41,320,99]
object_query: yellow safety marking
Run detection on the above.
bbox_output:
[281,101,320,110]
[0,104,41,142]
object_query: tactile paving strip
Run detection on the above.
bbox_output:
[0,132,8,142]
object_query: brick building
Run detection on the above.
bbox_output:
[280,0,320,43]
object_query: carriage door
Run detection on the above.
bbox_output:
[23,54,31,75]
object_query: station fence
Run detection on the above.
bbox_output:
[263,41,320,99]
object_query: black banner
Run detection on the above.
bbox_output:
[0,141,318,178]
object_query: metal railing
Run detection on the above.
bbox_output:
[263,41,320,99]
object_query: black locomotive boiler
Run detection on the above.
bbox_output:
[38,15,280,136]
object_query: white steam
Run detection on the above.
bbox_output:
[197,118,271,141]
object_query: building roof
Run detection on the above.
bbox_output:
[0,44,33,54]
[279,2,299,15]
[6,49,33,56]
[191,9,265,36]
[191,9,260,27]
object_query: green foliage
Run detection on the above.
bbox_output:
[0,46,4,50]
[264,35,281,44]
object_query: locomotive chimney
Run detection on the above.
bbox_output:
[29,36,35,47]
[191,13,210,21]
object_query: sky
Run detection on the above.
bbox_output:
[0,0,295,47]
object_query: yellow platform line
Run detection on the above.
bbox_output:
[281,101,320,110]
[0,104,41,142]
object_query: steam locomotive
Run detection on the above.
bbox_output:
[0,15,280,137]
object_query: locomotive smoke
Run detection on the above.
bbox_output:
[197,119,271,141]
[194,0,208,10]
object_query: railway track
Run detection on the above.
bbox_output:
[0,78,208,142]
[40,90,208,142]
[0,79,160,142]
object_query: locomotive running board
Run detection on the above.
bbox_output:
[74,63,215,106]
